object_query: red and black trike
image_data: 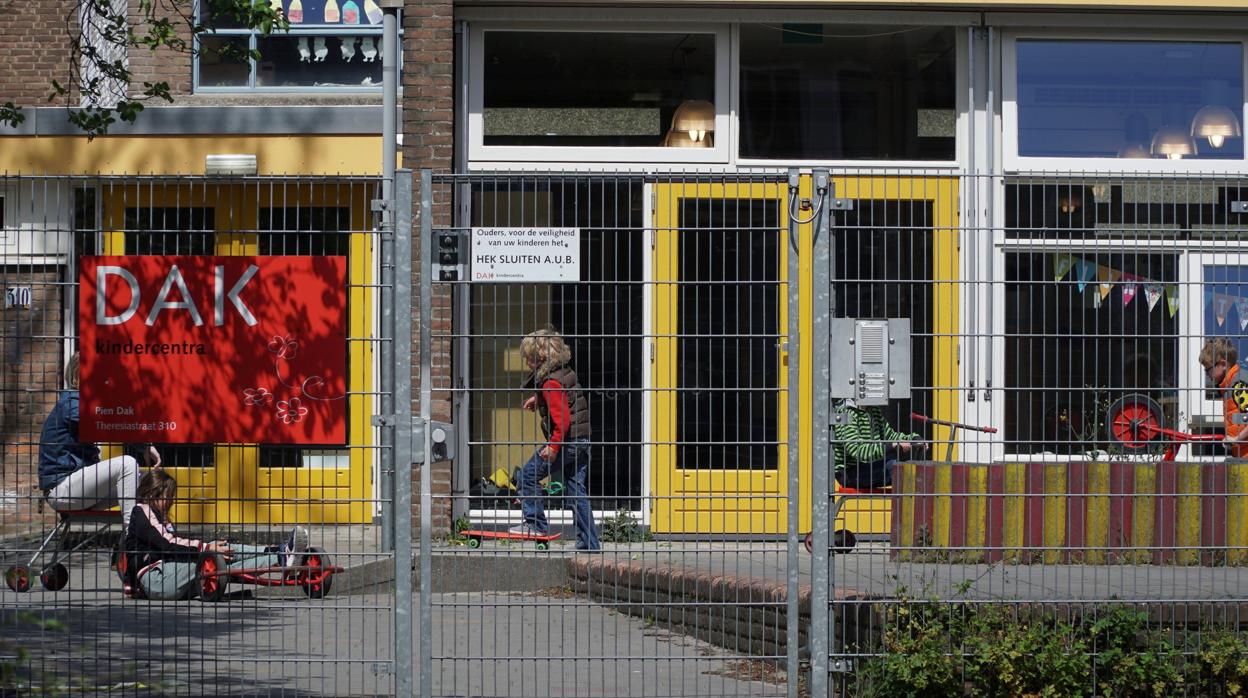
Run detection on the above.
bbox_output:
[1105,393,1223,460]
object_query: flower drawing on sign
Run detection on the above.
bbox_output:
[243,332,347,428]
[268,334,299,359]
[243,387,274,406]
[277,398,309,424]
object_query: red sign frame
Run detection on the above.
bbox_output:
[79,256,348,445]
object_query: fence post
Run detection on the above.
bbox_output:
[393,168,415,697]
[786,168,803,698]
[416,168,434,698]
[809,168,833,698]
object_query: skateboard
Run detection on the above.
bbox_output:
[460,530,561,550]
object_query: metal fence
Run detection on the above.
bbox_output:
[0,172,412,696]
[422,168,1248,698]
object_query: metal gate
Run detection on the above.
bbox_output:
[419,171,802,697]
[808,168,1248,698]
[0,172,413,696]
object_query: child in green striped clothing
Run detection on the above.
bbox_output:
[832,399,926,489]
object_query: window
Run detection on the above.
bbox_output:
[123,207,215,255]
[469,25,729,163]
[739,24,957,161]
[1004,250,1179,455]
[197,0,383,91]
[1007,38,1245,168]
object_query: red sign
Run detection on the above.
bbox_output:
[79,256,348,445]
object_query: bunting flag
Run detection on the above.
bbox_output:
[1097,265,1122,300]
[1121,273,1139,307]
[1214,292,1234,327]
[1053,253,1075,282]
[1092,288,1103,309]
[1167,285,1181,318]
[1145,284,1164,312]
[1075,259,1097,292]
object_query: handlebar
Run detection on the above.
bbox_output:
[911,412,999,434]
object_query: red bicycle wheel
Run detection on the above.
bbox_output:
[1106,394,1166,450]
[197,554,228,602]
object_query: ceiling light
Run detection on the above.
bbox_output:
[1190,105,1242,149]
[1150,127,1197,160]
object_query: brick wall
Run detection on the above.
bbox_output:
[402,0,455,532]
[0,0,75,107]
[0,268,65,530]
[127,0,193,98]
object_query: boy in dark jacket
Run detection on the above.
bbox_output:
[510,329,601,551]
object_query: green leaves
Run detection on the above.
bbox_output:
[42,0,289,137]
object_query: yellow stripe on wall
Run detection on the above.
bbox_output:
[1229,463,1248,565]
[1177,463,1202,565]
[1001,463,1026,562]
[1131,465,1157,565]
[1043,464,1066,564]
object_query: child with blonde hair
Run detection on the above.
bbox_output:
[512,329,601,551]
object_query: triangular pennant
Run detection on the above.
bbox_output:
[1097,265,1122,300]
[1075,259,1097,293]
[1121,275,1138,306]
[1214,293,1233,327]
[1053,253,1075,282]
[1167,285,1180,318]
[1145,284,1164,311]
[1237,298,1248,331]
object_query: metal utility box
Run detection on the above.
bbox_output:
[829,318,911,405]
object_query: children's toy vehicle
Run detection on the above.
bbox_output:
[460,530,561,550]
[1106,393,1222,461]
[5,502,123,593]
[803,412,997,554]
[192,547,341,601]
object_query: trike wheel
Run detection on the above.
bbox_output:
[5,565,31,593]
[804,532,813,554]
[1106,394,1166,451]
[299,547,333,599]
[40,563,69,591]
[197,553,228,602]
[832,529,857,554]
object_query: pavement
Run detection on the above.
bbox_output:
[6,526,1248,695]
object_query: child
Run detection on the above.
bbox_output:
[1199,337,1248,458]
[122,470,309,600]
[832,398,926,489]
[39,352,161,529]
[510,329,601,551]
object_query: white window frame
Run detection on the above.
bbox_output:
[1183,250,1248,424]
[467,22,732,165]
[733,23,967,170]
[1002,29,1248,175]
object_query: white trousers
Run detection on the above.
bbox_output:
[47,455,140,527]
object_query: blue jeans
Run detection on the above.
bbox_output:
[517,439,601,551]
[836,458,897,490]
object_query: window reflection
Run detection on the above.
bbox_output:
[739,24,956,160]
[1016,41,1244,160]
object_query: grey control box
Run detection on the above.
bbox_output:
[829,318,911,405]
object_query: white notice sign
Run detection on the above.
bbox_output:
[470,228,580,282]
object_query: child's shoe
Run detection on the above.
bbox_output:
[278,526,310,568]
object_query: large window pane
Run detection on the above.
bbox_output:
[1016,40,1244,160]
[1004,250,1179,455]
[739,24,956,160]
[482,32,715,147]
[256,35,383,87]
